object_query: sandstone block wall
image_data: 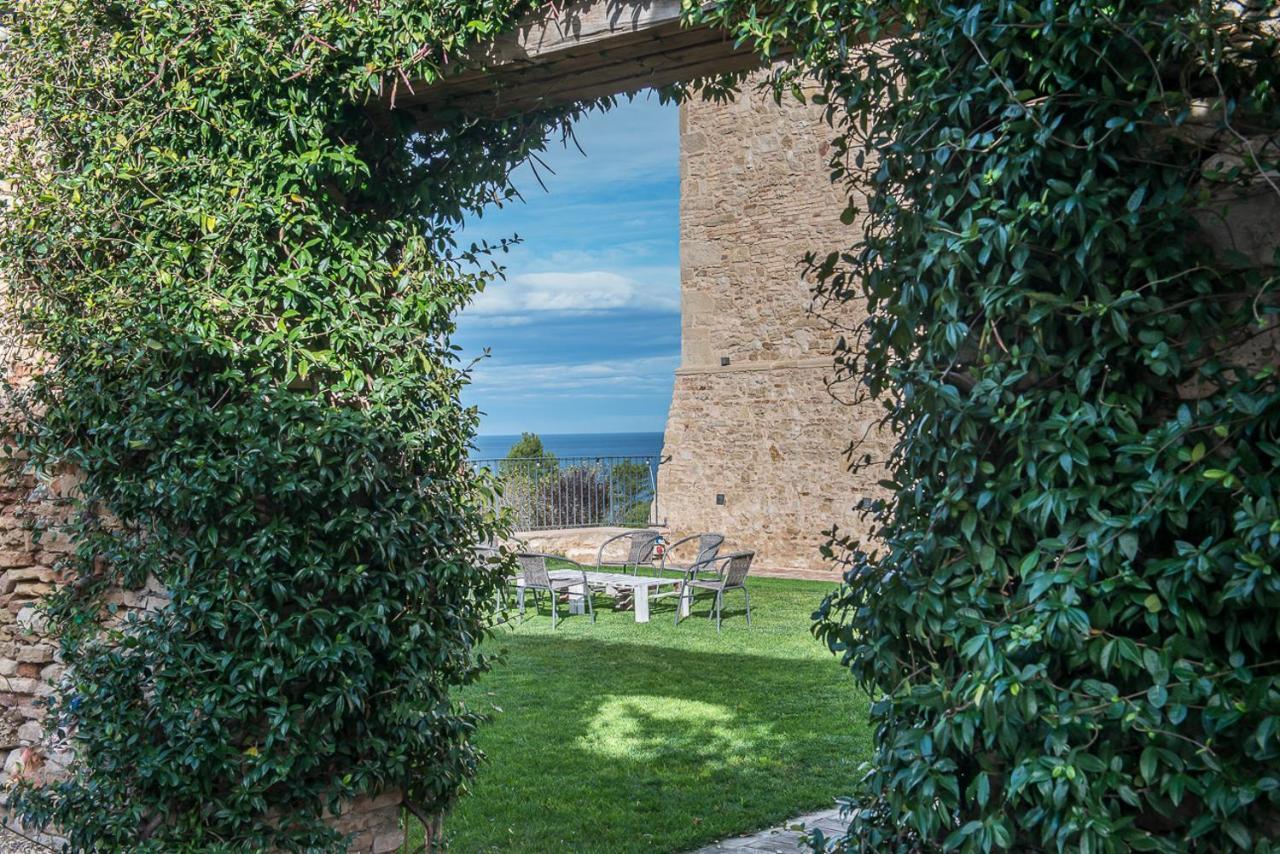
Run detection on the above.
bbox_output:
[658,74,890,577]
[507,526,646,565]
[660,88,1278,579]
[0,459,72,783]
[0,269,72,795]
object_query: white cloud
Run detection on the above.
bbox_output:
[467,355,679,397]
[540,240,674,269]
[466,268,679,318]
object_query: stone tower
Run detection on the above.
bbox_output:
[658,78,890,577]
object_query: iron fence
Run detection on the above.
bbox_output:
[472,455,662,531]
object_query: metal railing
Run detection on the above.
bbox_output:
[472,455,661,531]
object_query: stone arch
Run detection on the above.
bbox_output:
[0,6,871,847]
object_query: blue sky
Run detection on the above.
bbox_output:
[454,93,680,436]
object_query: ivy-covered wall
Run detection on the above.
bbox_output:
[1,0,1278,850]
[0,1,594,849]
[689,0,1280,849]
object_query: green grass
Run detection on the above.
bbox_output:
[421,575,871,852]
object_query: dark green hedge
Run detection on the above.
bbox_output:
[695,0,1280,850]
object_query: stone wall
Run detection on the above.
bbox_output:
[0,261,78,846]
[0,460,73,789]
[508,526,646,565]
[0,154,72,806]
[658,73,890,576]
[660,85,1278,578]
[327,792,406,854]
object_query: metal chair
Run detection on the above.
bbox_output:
[594,530,661,576]
[660,533,724,581]
[674,551,754,631]
[476,544,508,613]
[515,552,594,628]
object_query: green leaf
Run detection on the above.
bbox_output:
[1118,533,1138,561]
[1140,746,1159,783]
[1224,821,1251,849]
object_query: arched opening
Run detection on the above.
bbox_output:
[413,0,884,576]
[392,3,883,850]
[459,92,680,534]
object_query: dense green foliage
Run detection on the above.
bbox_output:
[0,1,600,848]
[4,0,1278,849]
[696,0,1280,849]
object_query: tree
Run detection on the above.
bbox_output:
[608,459,655,528]
[503,432,558,466]
[496,433,559,529]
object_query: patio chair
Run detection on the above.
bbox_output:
[659,533,725,581]
[674,551,754,631]
[515,552,594,629]
[594,529,661,576]
[476,544,507,612]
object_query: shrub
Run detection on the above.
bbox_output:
[541,465,612,529]
[696,0,1280,849]
[503,432,559,468]
[608,459,656,527]
[495,432,560,528]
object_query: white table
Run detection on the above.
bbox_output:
[516,570,689,623]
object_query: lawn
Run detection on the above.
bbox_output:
[414,574,873,852]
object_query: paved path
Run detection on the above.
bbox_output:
[2,807,849,853]
[693,807,843,853]
[0,826,44,854]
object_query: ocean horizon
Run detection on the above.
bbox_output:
[470,431,665,461]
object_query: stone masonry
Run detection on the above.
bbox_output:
[659,81,1278,579]
[658,73,891,577]
[0,251,78,846]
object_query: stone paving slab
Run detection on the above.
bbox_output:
[693,807,843,853]
[0,807,850,853]
[0,826,45,854]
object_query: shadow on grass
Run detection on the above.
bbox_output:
[439,635,869,853]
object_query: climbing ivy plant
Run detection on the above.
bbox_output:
[4,0,1279,850]
[0,1,604,849]
[693,0,1280,850]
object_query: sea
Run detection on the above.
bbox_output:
[470,431,665,462]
